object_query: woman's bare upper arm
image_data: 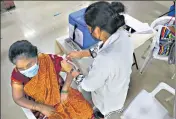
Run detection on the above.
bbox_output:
[61,67,65,72]
[11,81,25,100]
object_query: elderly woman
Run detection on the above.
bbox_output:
[9,40,93,119]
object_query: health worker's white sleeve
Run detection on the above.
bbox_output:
[80,57,109,92]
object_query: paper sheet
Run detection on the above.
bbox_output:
[69,24,84,47]
[124,14,153,34]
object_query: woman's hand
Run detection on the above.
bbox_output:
[67,51,82,60]
[36,103,56,117]
[60,91,68,103]
[61,60,74,73]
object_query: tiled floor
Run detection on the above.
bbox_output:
[1,1,175,119]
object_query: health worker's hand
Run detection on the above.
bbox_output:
[67,51,82,60]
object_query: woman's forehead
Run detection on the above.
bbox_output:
[15,57,36,67]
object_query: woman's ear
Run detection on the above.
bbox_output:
[93,26,101,39]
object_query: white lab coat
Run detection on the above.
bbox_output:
[80,28,134,115]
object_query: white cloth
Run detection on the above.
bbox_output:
[80,28,134,115]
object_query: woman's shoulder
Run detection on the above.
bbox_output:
[11,68,30,85]
[11,68,22,83]
[38,53,63,60]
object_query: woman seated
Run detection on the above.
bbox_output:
[9,40,93,119]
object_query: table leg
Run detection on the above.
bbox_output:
[141,39,153,59]
[171,65,175,80]
[132,53,139,70]
[140,50,153,74]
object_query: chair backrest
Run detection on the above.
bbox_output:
[21,107,36,119]
[150,82,175,98]
[121,82,175,119]
[151,16,175,60]
[151,16,175,29]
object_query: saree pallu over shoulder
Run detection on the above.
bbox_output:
[24,53,60,106]
[24,53,93,119]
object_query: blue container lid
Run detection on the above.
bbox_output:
[69,8,87,27]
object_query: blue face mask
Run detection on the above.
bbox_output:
[20,63,39,78]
